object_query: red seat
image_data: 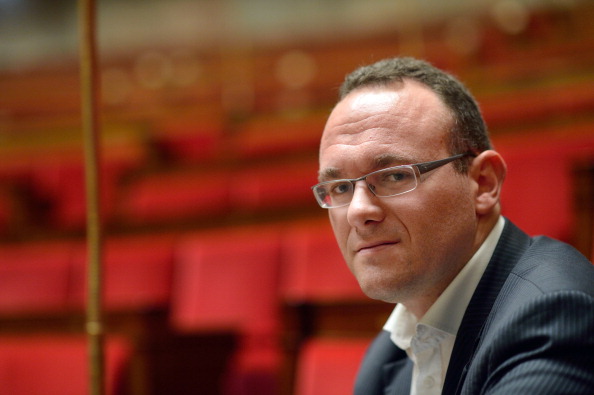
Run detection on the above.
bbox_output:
[152,116,224,164]
[231,111,327,159]
[0,335,130,395]
[170,226,284,395]
[280,220,365,303]
[0,188,13,236]
[171,226,282,335]
[0,157,30,185]
[29,157,132,230]
[294,337,371,395]
[495,125,594,241]
[70,234,176,311]
[118,169,231,225]
[0,242,75,314]
[231,160,319,212]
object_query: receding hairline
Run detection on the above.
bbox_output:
[335,77,455,119]
[335,57,492,171]
[338,74,406,100]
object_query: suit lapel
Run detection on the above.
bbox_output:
[383,358,413,395]
[355,330,410,395]
[442,219,531,394]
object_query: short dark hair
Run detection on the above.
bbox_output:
[339,57,491,172]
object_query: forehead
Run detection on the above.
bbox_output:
[319,81,452,174]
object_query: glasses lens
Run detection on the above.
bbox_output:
[314,181,353,208]
[312,165,418,208]
[367,166,417,197]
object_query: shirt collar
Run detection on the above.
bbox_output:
[384,216,505,346]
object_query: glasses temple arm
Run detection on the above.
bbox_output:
[415,152,476,174]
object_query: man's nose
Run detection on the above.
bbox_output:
[347,181,384,228]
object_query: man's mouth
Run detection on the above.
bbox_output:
[356,241,399,253]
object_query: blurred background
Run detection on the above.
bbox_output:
[0,0,593,394]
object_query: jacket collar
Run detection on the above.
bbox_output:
[442,219,531,394]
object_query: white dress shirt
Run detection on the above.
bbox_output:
[383,216,505,395]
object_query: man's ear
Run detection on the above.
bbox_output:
[469,150,507,216]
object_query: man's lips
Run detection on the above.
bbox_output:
[355,241,399,253]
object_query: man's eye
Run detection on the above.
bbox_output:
[331,182,351,195]
[384,171,408,182]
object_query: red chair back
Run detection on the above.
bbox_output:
[0,335,130,395]
[294,337,371,395]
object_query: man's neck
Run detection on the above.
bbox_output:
[404,212,502,319]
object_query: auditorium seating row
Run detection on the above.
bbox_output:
[1,80,594,240]
[0,143,321,236]
[2,115,594,246]
[0,218,385,395]
[0,217,369,320]
[0,334,372,395]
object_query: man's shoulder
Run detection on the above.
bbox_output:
[481,230,594,336]
[509,234,594,295]
[459,234,594,394]
[492,219,593,296]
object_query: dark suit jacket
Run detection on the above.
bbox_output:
[354,219,594,394]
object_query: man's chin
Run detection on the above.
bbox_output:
[358,279,400,304]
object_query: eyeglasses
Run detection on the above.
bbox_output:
[312,152,475,209]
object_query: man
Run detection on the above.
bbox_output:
[311,57,594,394]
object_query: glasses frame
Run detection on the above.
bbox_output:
[312,152,475,209]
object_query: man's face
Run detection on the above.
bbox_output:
[319,80,478,315]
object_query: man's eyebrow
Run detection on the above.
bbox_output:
[318,154,416,182]
[318,167,342,182]
[373,153,414,169]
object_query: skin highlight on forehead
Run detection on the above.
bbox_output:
[320,89,407,148]
[320,81,452,152]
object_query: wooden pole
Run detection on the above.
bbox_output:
[77,0,105,394]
